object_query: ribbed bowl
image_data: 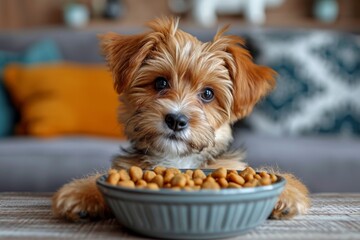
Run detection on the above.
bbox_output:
[96,170,285,239]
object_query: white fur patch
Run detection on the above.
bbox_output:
[152,155,203,169]
[146,123,233,168]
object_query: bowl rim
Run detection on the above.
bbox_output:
[96,169,286,196]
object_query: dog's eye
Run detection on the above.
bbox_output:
[199,88,214,103]
[154,77,169,91]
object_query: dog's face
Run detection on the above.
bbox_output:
[101,18,275,158]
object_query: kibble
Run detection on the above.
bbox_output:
[106,166,278,191]
[164,172,175,183]
[227,173,245,185]
[202,181,220,190]
[204,176,216,183]
[187,179,195,187]
[244,174,254,182]
[146,183,159,190]
[129,166,143,182]
[270,174,278,183]
[107,171,120,185]
[239,167,256,177]
[211,167,227,179]
[143,170,156,182]
[254,174,262,180]
[170,174,187,188]
[118,180,135,188]
[153,166,166,175]
[228,182,242,188]
[218,178,229,188]
[119,169,130,181]
[193,169,206,179]
[151,174,164,188]
[185,170,193,178]
[259,171,270,179]
[193,177,203,186]
[259,178,271,186]
[136,179,147,188]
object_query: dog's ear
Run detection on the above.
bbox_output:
[223,36,276,122]
[99,32,156,93]
[99,17,180,94]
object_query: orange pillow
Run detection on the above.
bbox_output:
[4,62,125,138]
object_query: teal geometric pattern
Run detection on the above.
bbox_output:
[256,57,323,121]
[302,102,360,135]
[247,31,360,137]
[312,37,360,86]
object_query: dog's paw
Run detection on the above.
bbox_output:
[52,175,110,222]
[269,173,310,220]
[270,197,308,220]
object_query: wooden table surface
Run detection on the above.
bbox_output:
[0,192,359,240]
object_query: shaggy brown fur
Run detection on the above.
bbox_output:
[52,17,310,222]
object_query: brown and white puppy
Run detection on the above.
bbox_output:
[52,17,310,221]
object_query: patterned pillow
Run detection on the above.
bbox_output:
[246,30,360,137]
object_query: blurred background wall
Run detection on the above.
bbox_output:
[0,0,359,31]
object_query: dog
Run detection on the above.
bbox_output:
[52,17,310,221]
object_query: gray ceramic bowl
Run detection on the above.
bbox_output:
[96,170,285,239]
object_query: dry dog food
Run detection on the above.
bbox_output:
[106,166,278,190]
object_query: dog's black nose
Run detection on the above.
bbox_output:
[165,113,189,131]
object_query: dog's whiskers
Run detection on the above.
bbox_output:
[144,146,150,155]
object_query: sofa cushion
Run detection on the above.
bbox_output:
[0,136,127,192]
[0,39,62,137]
[4,62,125,138]
[232,129,360,193]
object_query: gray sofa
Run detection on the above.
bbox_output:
[1,27,359,193]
